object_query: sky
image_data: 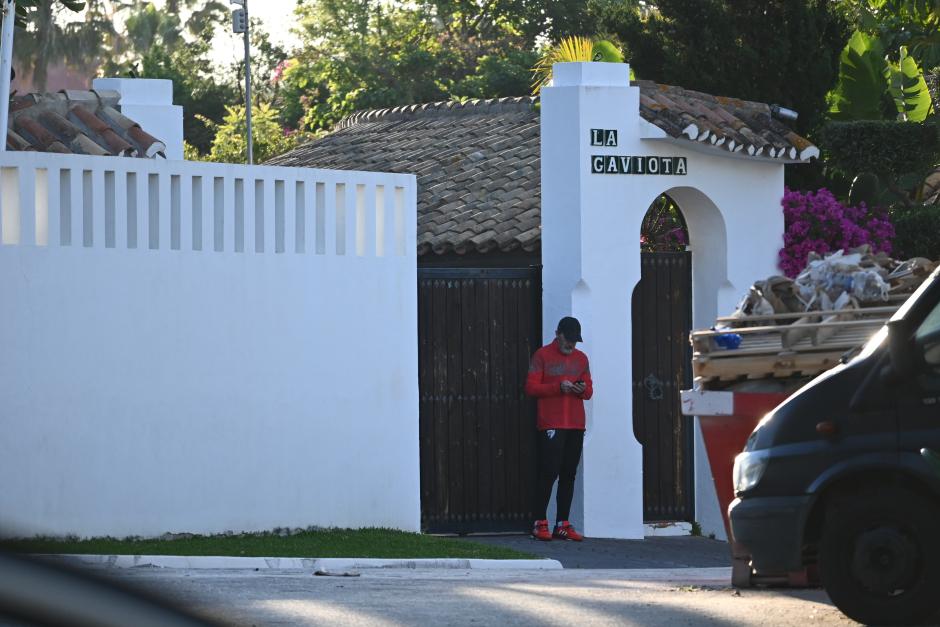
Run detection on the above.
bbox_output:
[210,0,303,67]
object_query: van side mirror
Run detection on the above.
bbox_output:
[886,319,916,380]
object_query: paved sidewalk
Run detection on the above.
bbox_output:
[455,534,732,569]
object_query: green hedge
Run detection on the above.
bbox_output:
[891,203,940,260]
[818,120,939,181]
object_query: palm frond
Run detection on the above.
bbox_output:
[530,36,594,95]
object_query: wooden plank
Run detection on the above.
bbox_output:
[643,253,661,519]
[474,279,492,522]
[502,278,519,522]
[694,351,847,381]
[517,277,534,522]
[432,278,450,526]
[814,307,861,346]
[696,337,878,359]
[418,280,431,528]
[460,278,478,523]
[445,278,463,524]
[670,253,688,519]
[418,278,433,528]
[659,254,674,520]
[489,278,507,520]
[694,318,889,339]
[526,271,541,522]
[520,274,539,523]
[715,305,899,323]
[646,254,671,520]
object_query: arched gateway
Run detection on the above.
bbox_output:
[541,62,816,538]
[271,61,817,540]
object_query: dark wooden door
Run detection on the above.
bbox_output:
[632,252,694,522]
[418,267,542,533]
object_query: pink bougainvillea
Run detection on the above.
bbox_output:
[778,188,895,278]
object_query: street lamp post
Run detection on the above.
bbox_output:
[231,0,252,164]
[0,0,17,154]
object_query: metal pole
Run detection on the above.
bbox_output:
[243,0,252,164]
[0,0,17,153]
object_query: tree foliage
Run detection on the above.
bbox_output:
[200,103,305,164]
[835,0,940,69]
[279,0,559,132]
[8,0,83,28]
[597,0,849,134]
[818,120,940,206]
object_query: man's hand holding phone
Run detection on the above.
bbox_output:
[561,380,586,395]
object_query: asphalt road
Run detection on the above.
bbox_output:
[104,567,857,626]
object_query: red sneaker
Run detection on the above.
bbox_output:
[553,521,584,541]
[532,519,552,541]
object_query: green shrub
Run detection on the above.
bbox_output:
[890,203,940,260]
[818,121,939,183]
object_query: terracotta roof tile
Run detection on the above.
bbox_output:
[267,81,816,256]
[6,89,167,158]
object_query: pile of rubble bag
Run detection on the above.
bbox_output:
[691,246,938,389]
[728,246,936,323]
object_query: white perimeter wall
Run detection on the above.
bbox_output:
[541,62,785,539]
[0,151,419,538]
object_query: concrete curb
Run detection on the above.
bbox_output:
[43,554,564,571]
[643,522,692,537]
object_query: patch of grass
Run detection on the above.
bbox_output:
[690,521,702,537]
[1,528,537,560]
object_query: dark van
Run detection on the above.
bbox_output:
[729,266,940,625]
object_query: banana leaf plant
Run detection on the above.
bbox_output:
[828,30,934,122]
[530,36,628,95]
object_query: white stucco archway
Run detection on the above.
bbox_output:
[540,62,793,539]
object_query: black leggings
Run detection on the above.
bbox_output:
[535,429,584,522]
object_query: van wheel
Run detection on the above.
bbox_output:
[819,486,940,625]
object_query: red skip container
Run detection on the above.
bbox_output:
[681,389,814,587]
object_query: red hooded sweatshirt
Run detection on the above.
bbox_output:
[524,339,593,430]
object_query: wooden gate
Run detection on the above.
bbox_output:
[631,252,694,522]
[418,267,541,533]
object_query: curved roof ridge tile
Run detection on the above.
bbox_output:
[334,96,539,130]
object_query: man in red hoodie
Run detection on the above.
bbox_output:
[525,316,593,541]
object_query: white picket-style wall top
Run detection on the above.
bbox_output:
[0,151,416,259]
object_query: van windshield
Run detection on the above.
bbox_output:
[915,300,940,343]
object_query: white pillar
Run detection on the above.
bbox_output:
[541,62,645,539]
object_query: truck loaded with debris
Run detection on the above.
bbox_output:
[681,246,938,590]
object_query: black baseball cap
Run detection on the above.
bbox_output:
[557,316,582,343]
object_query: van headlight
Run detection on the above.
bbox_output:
[733,451,769,494]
